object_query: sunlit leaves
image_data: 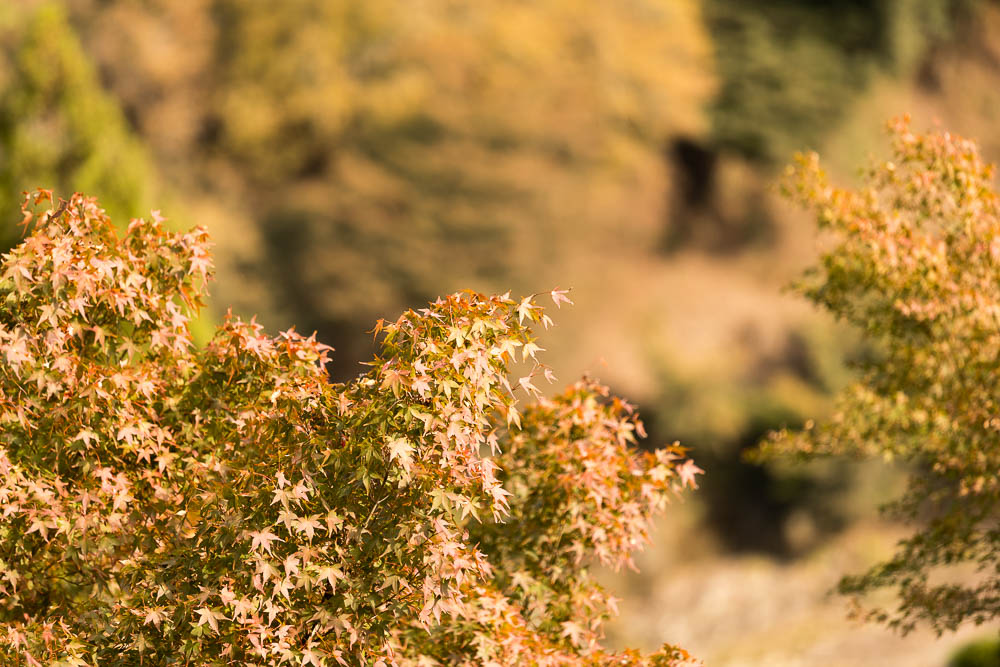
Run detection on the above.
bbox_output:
[550,288,574,309]
[386,438,415,476]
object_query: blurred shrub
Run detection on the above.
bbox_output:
[950,637,1000,667]
[0,2,152,250]
[646,322,864,554]
[705,0,976,163]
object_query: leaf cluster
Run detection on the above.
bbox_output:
[759,117,1000,634]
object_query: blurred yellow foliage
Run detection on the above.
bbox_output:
[67,0,715,371]
[0,2,152,249]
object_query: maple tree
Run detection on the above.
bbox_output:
[0,191,700,665]
[758,118,1000,634]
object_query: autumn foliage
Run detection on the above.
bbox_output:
[759,118,1000,634]
[0,191,700,665]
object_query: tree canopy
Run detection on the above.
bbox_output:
[0,191,700,665]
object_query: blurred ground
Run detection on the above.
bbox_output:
[603,517,989,666]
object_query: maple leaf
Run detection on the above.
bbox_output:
[411,374,432,398]
[648,464,672,483]
[274,577,293,600]
[518,375,542,399]
[561,620,586,647]
[446,326,467,347]
[318,565,345,591]
[550,287,574,308]
[26,519,51,541]
[387,437,415,473]
[249,529,283,554]
[116,424,139,445]
[143,608,165,629]
[73,429,99,449]
[676,459,704,489]
[37,303,60,328]
[294,515,323,541]
[195,607,226,634]
[90,325,108,346]
[301,647,324,667]
[283,554,300,577]
[231,597,255,620]
[522,341,544,361]
[5,336,32,369]
[188,249,212,280]
[219,587,237,605]
[493,337,523,361]
[516,296,536,324]
[505,404,522,429]
[272,487,292,508]
[380,366,404,397]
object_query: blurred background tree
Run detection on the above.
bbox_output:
[66,0,715,376]
[705,0,975,164]
[0,2,152,250]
